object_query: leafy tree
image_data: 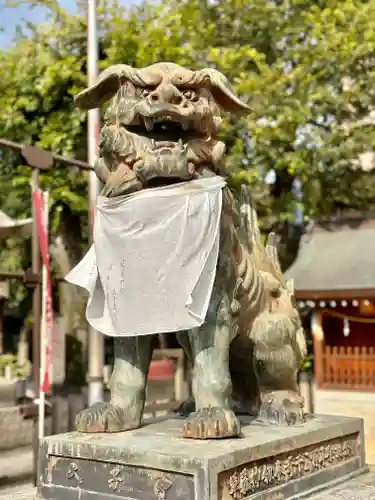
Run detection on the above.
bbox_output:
[105,0,375,234]
[0,5,87,323]
[1,0,375,324]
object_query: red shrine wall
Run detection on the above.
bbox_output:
[322,304,375,347]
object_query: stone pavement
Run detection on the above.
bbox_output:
[309,469,375,499]
[0,483,35,500]
[0,447,32,487]
[314,388,375,464]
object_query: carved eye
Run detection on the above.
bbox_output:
[141,88,152,98]
[182,89,198,101]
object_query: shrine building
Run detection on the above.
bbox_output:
[285,215,375,392]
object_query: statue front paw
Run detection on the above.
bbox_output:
[75,402,141,433]
[258,390,305,426]
[182,407,241,439]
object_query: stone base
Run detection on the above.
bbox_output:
[37,414,367,500]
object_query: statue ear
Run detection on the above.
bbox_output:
[195,68,251,115]
[74,64,139,109]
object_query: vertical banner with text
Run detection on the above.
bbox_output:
[32,189,53,395]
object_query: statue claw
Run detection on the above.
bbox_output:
[258,390,305,426]
[182,407,241,439]
[75,402,141,433]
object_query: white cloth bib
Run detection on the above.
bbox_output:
[65,176,226,336]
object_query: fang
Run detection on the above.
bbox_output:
[144,118,153,131]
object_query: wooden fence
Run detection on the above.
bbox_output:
[321,345,375,391]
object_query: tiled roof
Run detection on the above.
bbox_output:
[285,218,375,291]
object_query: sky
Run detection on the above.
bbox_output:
[0,0,134,48]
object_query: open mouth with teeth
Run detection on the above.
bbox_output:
[144,117,189,155]
[145,116,188,135]
[126,112,198,187]
[128,113,193,146]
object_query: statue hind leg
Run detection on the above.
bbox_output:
[75,335,153,433]
[251,312,305,426]
[182,291,240,439]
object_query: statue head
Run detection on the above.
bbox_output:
[74,62,250,194]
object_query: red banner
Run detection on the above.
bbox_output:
[32,190,53,393]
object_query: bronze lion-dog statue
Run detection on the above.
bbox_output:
[73,62,307,439]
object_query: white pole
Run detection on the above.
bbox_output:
[87,0,104,405]
[38,191,49,440]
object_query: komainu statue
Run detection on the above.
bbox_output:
[70,62,307,439]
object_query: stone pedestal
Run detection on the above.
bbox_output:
[37,414,366,500]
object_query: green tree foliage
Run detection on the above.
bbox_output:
[1,0,375,318]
